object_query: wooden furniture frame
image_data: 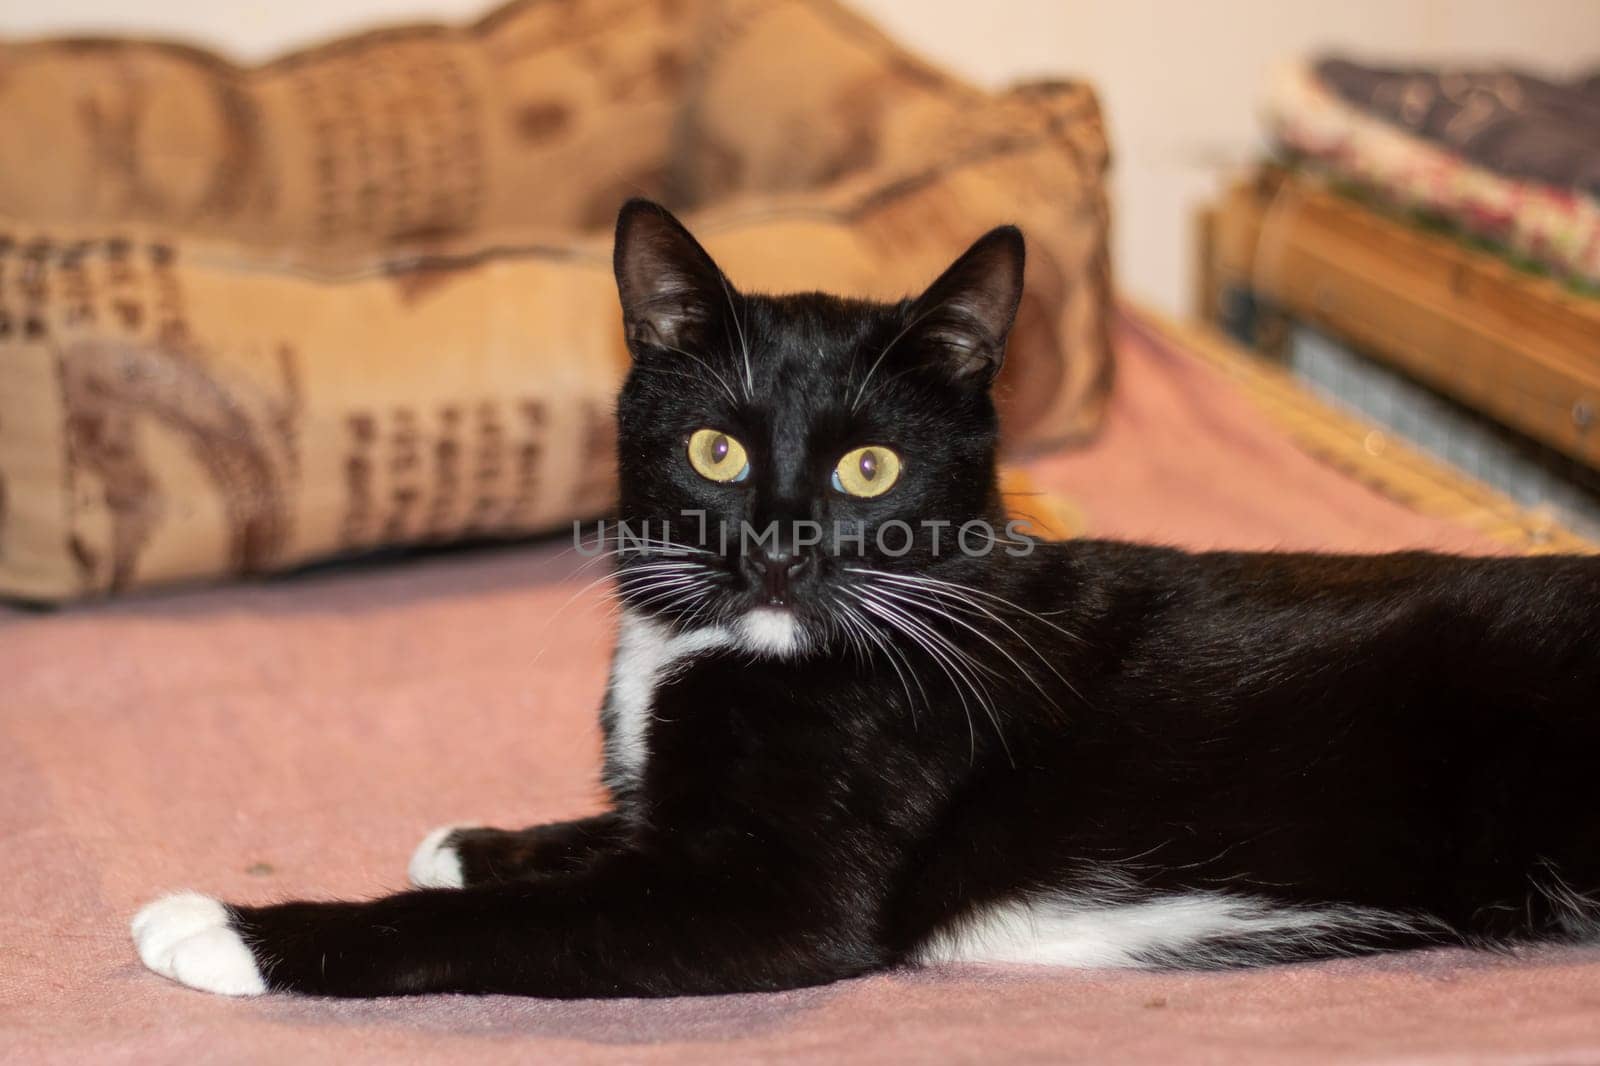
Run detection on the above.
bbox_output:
[1137,307,1592,554]
[1196,167,1600,474]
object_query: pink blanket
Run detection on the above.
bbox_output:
[5,315,1594,1064]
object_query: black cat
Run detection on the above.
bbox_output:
[132,200,1600,998]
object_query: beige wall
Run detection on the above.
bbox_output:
[7,0,1597,314]
[855,1,1600,314]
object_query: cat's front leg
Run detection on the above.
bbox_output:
[408,812,630,888]
[133,848,881,998]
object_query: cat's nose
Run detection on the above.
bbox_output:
[751,551,807,606]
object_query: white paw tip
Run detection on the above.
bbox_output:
[408,825,466,889]
[131,892,266,996]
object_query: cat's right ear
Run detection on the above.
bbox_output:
[902,225,1026,386]
[613,199,728,354]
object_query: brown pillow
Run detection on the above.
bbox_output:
[0,0,1112,602]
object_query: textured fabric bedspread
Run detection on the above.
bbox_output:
[5,313,1597,1064]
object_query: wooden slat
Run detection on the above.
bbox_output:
[1134,305,1595,555]
[1207,170,1600,470]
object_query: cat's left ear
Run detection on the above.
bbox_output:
[613,198,730,355]
[905,226,1026,385]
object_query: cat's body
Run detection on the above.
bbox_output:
[132,203,1600,999]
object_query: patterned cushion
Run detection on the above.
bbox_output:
[0,0,1112,601]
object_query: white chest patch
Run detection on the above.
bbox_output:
[604,612,735,784]
[739,607,805,658]
[604,608,808,787]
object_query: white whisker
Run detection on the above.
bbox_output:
[844,585,1009,763]
[847,568,1086,647]
[860,581,1060,713]
[851,303,942,411]
[849,567,1087,705]
[836,598,926,728]
[719,275,753,399]
[650,343,742,406]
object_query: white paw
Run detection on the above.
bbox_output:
[131,892,266,996]
[408,825,466,889]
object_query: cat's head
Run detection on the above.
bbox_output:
[608,199,1026,656]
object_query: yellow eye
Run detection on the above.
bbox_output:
[686,428,751,483]
[832,446,902,498]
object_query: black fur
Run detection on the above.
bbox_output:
[207,201,1600,997]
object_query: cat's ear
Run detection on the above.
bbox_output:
[613,199,729,354]
[904,226,1026,385]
